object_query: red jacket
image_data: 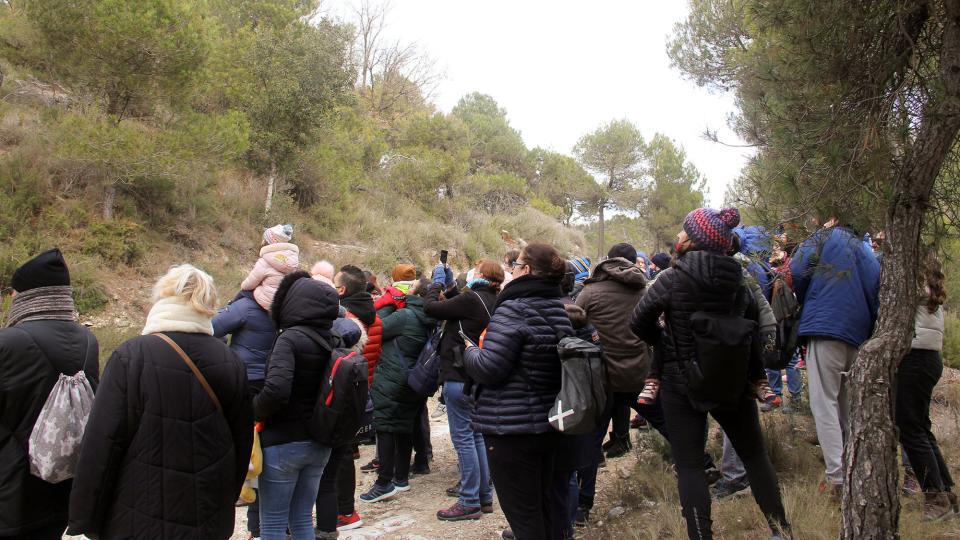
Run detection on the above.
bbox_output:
[347,312,383,387]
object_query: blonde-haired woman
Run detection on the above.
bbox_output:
[68,265,253,540]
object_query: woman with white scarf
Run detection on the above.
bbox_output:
[68,265,253,540]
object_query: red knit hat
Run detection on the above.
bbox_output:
[682,207,741,253]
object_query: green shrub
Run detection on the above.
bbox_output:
[944,310,960,369]
[82,220,144,264]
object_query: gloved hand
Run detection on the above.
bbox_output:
[444,266,455,289]
[760,329,780,369]
[431,264,446,287]
[374,285,407,310]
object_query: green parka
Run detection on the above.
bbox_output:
[370,295,436,434]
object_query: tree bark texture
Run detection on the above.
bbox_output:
[264,162,276,217]
[102,184,115,221]
[841,2,960,537]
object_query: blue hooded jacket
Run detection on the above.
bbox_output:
[790,226,881,347]
[212,290,277,381]
[734,226,774,301]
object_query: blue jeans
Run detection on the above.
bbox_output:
[444,380,492,507]
[260,440,332,540]
[766,350,802,397]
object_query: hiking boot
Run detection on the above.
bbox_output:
[754,380,782,409]
[601,432,617,451]
[637,378,660,405]
[923,492,955,521]
[711,478,752,499]
[393,479,411,492]
[902,468,922,496]
[360,458,379,473]
[630,415,649,430]
[360,482,399,503]
[336,512,364,531]
[605,438,632,459]
[437,502,482,521]
[432,403,447,419]
[481,500,494,513]
[446,482,460,498]
[574,507,590,527]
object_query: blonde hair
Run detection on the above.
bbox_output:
[152,264,219,317]
[311,260,335,281]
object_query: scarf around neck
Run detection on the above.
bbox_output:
[142,296,214,336]
[494,274,562,309]
[6,286,77,327]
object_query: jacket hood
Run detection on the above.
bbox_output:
[675,250,743,292]
[260,242,300,273]
[341,292,376,326]
[585,258,647,289]
[271,271,339,330]
[734,226,772,259]
[564,303,588,329]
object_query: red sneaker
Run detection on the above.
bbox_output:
[337,512,364,531]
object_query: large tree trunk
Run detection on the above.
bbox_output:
[597,203,605,260]
[841,2,960,536]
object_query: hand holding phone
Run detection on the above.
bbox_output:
[459,329,477,349]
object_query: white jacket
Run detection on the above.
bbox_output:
[912,304,944,352]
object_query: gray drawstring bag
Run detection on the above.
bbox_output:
[28,370,95,483]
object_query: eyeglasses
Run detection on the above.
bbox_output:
[511,261,527,268]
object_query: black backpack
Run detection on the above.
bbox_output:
[524,307,607,435]
[288,326,370,447]
[670,271,757,406]
[407,321,445,398]
[767,272,800,370]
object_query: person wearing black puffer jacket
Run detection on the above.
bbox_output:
[630,208,788,540]
[463,243,573,540]
[254,271,341,540]
[424,258,501,522]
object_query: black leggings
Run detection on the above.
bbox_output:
[896,349,954,492]
[660,367,787,539]
[485,432,560,540]
[315,444,358,532]
[376,431,413,486]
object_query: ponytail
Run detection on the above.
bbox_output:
[521,243,565,281]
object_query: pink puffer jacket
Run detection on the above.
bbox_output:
[241,243,300,311]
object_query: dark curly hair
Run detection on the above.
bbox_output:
[923,252,947,313]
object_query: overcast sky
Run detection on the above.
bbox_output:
[330,1,751,206]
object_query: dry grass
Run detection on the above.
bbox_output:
[593,375,960,540]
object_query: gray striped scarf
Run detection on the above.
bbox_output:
[6,286,78,327]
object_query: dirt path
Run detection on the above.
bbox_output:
[229,397,515,540]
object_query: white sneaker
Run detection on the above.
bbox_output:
[431,403,447,418]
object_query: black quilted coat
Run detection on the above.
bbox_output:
[0,320,98,537]
[630,250,754,364]
[67,331,252,540]
[463,275,573,435]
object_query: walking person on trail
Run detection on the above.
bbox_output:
[362,275,436,503]
[423,258,501,522]
[0,249,99,540]
[68,265,252,540]
[895,253,957,520]
[630,207,789,540]
[463,243,573,540]
[789,215,880,497]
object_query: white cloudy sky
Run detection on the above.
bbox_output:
[329,1,752,206]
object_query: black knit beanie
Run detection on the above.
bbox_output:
[11,248,71,292]
[607,242,637,262]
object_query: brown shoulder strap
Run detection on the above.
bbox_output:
[153,333,222,412]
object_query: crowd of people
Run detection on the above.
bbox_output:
[0,207,952,540]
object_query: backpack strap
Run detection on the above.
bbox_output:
[153,333,222,412]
